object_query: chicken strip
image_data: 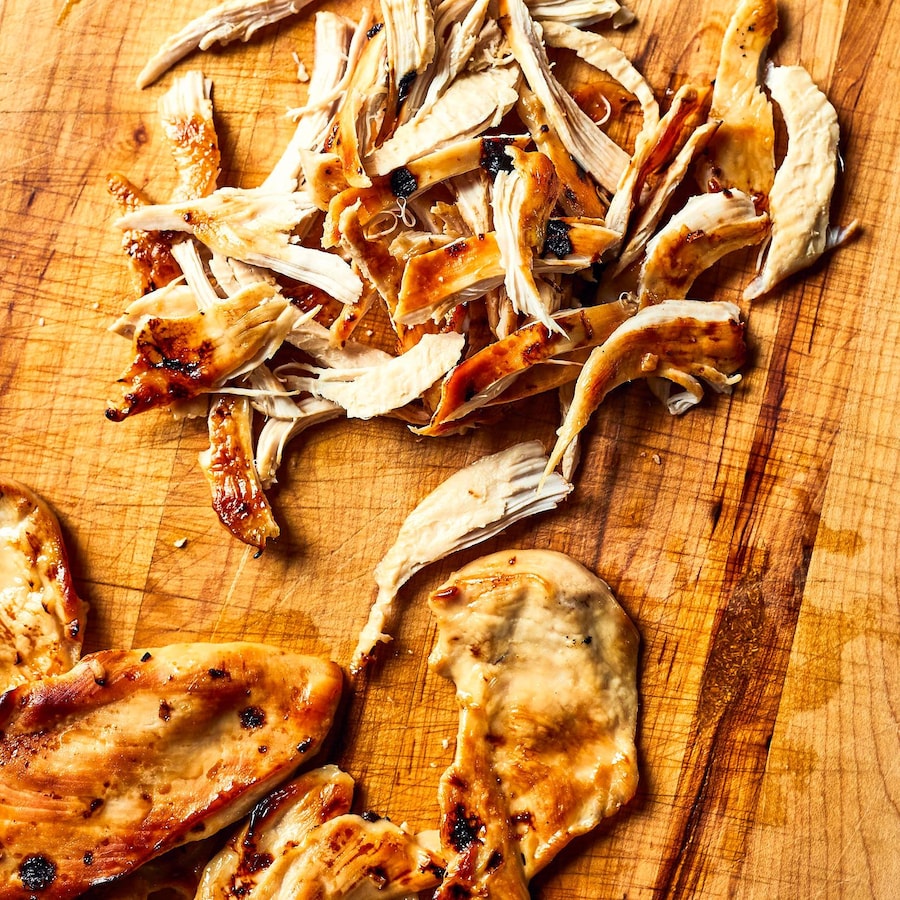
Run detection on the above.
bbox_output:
[0,479,86,691]
[430,549,639,894]
[0,643,342,898]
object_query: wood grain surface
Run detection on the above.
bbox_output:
[0,0,898,896]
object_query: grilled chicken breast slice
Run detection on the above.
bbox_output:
[0,643,342,899]
[430,549,640,893]
[0,479,86,691]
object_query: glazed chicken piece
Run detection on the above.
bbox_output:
[421,295,637,434]
[638,189,769,307]
[0,643,342,898]
[430,549,639,895]
[196,765,445,898]
[0,479,86,691]
[106,282,299,421]
[138,0,319,88]
[380,0,436,119]
[198,396,280,549]
[698,0,778,198]
[106,172,182,294]
[545,300,747,474]
[744,63,843,300]
[351,441,572,673]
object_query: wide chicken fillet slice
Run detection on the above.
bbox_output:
[0,642,342,898]
[429,549,639,896]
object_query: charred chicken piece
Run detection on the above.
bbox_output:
[0,643,342,898]
[198,396,280,550]
[430,549,639,894]
[0,479,86,691]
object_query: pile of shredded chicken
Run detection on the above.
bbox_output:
[106,0,853,551]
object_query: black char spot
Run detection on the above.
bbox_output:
[543,219,574,259]
[479,137,515,177]
[19,855,57,890]
[390,166,418,199]
[239,706,267,730]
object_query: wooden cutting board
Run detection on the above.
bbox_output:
[0,0,897,896]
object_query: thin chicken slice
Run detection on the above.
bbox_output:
[430,549,639,888]
[106,282,298,421]
[499,0,628,193]
[0,643,342,898]
[159,70,221,202]
[0,479,86,691]
[198,396,280,549]
[698,0,778,198]
[380,0,436,116]
[639,189,769,307]
[546,300,747,474]
[138,0,318,89]
[526,0,634,28]
[351,441,573,674]
[744,63,842,300]
[421,295,637,433]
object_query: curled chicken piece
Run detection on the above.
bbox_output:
[421,295,638,433]
[283,331,465,420]
[499,0,628,192]
[699,0,778,198]
[0,643,342,897]
[137,0,318,89]
[351,440,573,674]
[116,189,361,304]
[396,219,619,325]
[106,282,298,421]
[109,279,197,338]
[639,189,769,307]
[526,0,634,28]
[546,300,747,474]
[493,147,561,334]
[262,12,357,194]
[431,549,639,893]
[107,172,182,294]
[0,479,86,691]
[744,63,841,300]
[198,765,444,898]
[159,70,220,202]
[198,396,280,550]
[605,83,712,249]
[541,21,658,132]
[367,63,521,176]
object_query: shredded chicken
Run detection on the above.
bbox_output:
[431,549,639,894]
[0,479,86,691]
[138,0,319,89]
[526,0,634,28]
[351,441,573,673]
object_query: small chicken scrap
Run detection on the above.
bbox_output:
[106,0,852,548]
[429,549,640,897]
[0,478,87,691]
[0,642,342,898]
[196,764,446,898]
